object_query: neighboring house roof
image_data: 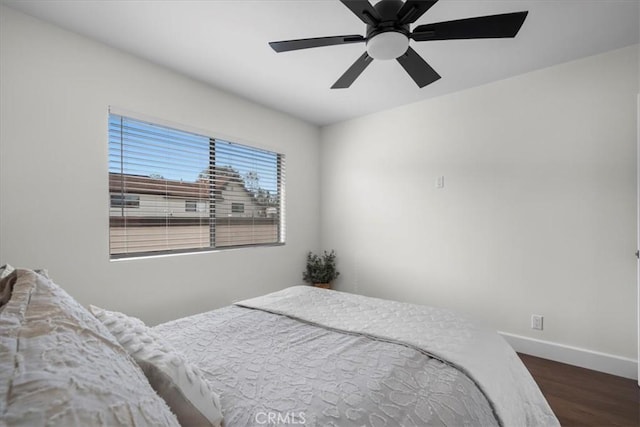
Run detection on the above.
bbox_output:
[109,173,208,198]
[108,171,262,203]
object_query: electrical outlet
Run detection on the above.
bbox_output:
[531,314,543,330]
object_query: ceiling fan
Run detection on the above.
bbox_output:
[269,0,528,89]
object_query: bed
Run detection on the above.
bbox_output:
[0,268,559,426]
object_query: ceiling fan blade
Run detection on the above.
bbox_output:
[397,0,439,25]
[396,47,441,88]
[269,35,365,52]
[331,52,374,89]
[411,11,528,41]
[340,0,380,26]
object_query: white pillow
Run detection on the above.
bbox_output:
[89,305,223,427]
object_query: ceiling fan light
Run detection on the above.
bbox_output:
[366,31,409,60]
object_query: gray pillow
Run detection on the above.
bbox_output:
[0,266,48,311]
[0,269,180,426]
[0,267,16,310]
[0,264,15,279]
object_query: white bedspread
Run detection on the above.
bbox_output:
[237,286,559,427]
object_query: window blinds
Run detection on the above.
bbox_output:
[108,113,285,258]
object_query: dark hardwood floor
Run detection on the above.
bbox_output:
[519,353,639,427]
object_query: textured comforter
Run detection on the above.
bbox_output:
[154,286,559,426]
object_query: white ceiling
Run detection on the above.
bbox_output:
[3,0,639,126]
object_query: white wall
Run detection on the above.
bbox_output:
[321,45,639,363]
[2,3,638,374]
[0,6,321,325]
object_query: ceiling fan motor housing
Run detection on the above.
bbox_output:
[366,0,410,60]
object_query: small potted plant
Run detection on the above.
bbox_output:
[303,250,340,289]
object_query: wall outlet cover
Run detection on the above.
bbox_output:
[531,314,544,330]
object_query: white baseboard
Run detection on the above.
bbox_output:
[499,331,638,381]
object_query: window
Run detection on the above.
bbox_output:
[231,203,244,214]
[108,113,285,258]
[110,194,140,208]
[185,200,197,212]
